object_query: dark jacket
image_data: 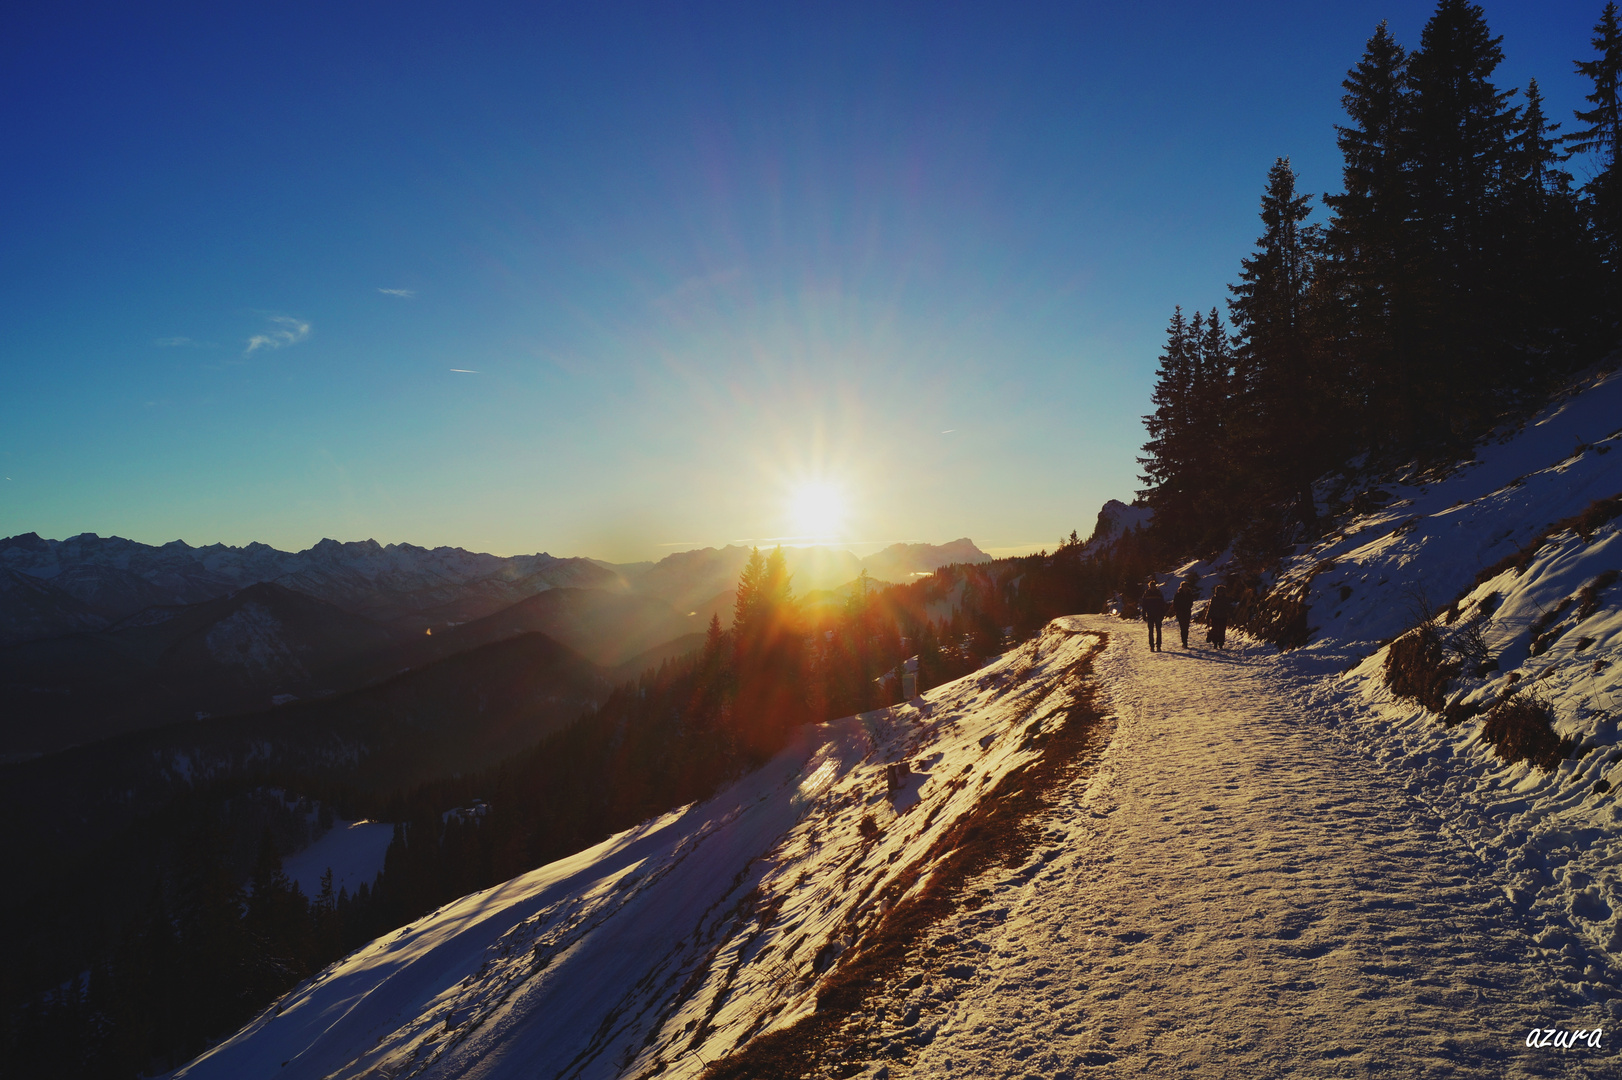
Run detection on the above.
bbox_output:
[1173,582,1197,618]
[1140,587,1168,620]
[1208,592,1232,628]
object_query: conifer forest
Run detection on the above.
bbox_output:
[1140,2,1622,556]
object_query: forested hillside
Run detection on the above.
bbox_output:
[1138,1,1622,563]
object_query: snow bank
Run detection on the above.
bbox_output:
[1245,367,1622,973]
[169,624,1103,1080]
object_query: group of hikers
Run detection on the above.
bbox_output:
[1136,573,1232,653]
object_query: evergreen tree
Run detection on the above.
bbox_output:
[1514,79,1565,198]
[1137,306,1198,543]
[1403,0,1520,435]
[729,547,802,757]
[1228,157,1324,529]
[731,547,766,635]
[685,612,733,757]
[1323,20,1414,450]
[1406,0,1516,262]
[244,829,309,998]
[1572,2,1622,162]
[1502,78,1604,383]
[1192,307,1236,542]
[1572,1,1622,309]
[312,867,341,963]
[1138,303,1244,549]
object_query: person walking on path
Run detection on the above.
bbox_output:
[1207,583,1232,649]
[1139,579,1168,652]
[1172,574,1199,649]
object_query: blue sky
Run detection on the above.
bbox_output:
[0,1,1608,561]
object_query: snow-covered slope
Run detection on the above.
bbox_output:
[170,622,1106,1080]
[174,609,1622,1078]
[283,820,396,900]
[1192,366,1622,980]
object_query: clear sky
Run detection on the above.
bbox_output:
[0,1,1609,562]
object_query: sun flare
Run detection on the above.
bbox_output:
[788,481,847,540]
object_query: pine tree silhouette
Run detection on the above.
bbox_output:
[1571,1,1622,311]
[1405,0,1520,438]
[1228,157,1323,529]
[1324,20,1414,452]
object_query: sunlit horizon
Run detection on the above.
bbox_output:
[3,2,1602,563]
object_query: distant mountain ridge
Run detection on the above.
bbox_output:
[609,538,991,622]
[0,532,990,758]
[0,532,616,644]
[0,533,990,647]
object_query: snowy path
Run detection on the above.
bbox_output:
[906,616,1619,1078]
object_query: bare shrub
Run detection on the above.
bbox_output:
[1441,697,1486,728]
[1529,597,1575,657]
[1576,569,1620,621]
[1402,582,1439,629]
[1384,582,1460,712]
[1572,493,1622,541]
[1384,625,1456,712]
[1445,615,1495,673]
[1236,581,1313,649]
[1479,691,1578,771]
[1230,560,1338,650]
[1349,488,1392,515]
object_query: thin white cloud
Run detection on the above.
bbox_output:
[244,315,311,356]
[449,368,479,373]
[378,287,416,298]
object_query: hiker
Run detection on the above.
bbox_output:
[1207,583,1232,649]
[1139,578,1168,652]
[1173,573,1199,648]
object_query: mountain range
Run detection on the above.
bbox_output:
[0,533,617,642]
[0,533,989,759]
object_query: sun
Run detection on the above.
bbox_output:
[789,480,847,540]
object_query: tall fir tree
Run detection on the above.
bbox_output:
[1572,1,1622,314]
[1228,157,1324,529]
[1137,306,1198,544]
[729,547,802,757]
[1192,306,1237,541]
[1403,0,1520,437]
[1502,78,1603,385]
[1323,20,1415,451]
